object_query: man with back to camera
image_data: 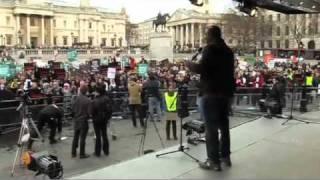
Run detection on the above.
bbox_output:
[91,83,112,157]
[143,74,162,122]
[186,26,235,171]
[71,85,91,159]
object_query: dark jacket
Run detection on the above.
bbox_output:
[143,79,161,99]
[191,39,235,97]
[39,104,63,122]
[91,95,112,123]
[268,82,286,107]
[72,94,91,130]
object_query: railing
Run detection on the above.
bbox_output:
[10,48,199,60]
[18,49,150,56]
[1,87,319,133]
[41,49,55,55]
[9,48,152,61]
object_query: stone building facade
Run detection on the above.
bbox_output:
[0,0,127,48]
[257,10,320,51]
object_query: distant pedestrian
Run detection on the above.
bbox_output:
[143,74,162,122]
[128,77,144,128]
[71,85,91,159]
[91,83,112,156]
[164,84,178,140]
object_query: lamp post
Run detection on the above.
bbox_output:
[3,36,6,46]
[114,34,117,48]
[0,35,3,46]
[71,32,74,47]
[17,30,21,46]
[119,37,123,47]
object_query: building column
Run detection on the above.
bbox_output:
[41,16,45,46]
[79,19,83,42]
[173,26,177,45]
[199,23,203,47]
[81,19,86,42]
[186,23,189,46]
[191,23,194,48]
[16,15,20,45]
[50,18,54,46]
[96,21,100,46]
[180,25,184,47]
[83,20,87,42]
[26,15,30,45]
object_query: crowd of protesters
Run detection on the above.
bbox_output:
[1,58,320,104]
[235,60,320,89]
[2,52,320,159]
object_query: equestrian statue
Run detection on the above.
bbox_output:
[153,13,171,32]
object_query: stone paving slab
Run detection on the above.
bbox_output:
[0,112,256,180]
[70,113,320,179]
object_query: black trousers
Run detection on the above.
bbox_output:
[28,116,62,149]
[129,104,144,127]
[202,95,231,164]
[47,118,62,142]
[93,121,109,156]
[71,125,88,156]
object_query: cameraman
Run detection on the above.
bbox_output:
[265,76,286,116]
[143,74,162,122]
[28,95,63,149]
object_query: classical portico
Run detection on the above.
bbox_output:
[170,23,205,48]
[14,13,54,48]
[0,0,127,48]
[167,9,222,51]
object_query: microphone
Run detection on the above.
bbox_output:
[190,0,204,6]
[191,48,203,61]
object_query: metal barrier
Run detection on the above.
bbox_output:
[1,87,319,132]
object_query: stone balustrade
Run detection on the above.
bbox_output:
[8,48,191,61]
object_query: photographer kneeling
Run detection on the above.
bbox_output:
[265,76,286,117]
[28,95,63,149]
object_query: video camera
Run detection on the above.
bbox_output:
[182,119,205,145]
[22,151,63,179]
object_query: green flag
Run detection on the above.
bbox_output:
[138,64,148,77]
[67,49,78,62]
[0,64,10,77]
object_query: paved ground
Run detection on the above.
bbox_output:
[0,111,259,180]
[70,111,320,180]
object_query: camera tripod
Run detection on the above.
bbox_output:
[156,116,199,162]
[138,111,165,155]
[281,85,319,125]
[11,101,44,177]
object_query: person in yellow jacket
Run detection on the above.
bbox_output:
[164,84,178,140]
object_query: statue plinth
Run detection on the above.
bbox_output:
[149,32,173,61]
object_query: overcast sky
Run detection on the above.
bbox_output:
[57,0,235,23]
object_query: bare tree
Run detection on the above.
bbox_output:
[220,9,258,53]
[288,14,305,51]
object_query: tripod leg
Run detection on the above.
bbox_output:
[151,120,165,148]
[156,149,181,157]
[183,151,200,162]
[11,124,26,177]
[138,130,146,155]
[29,118,44,142]
[138,115,148,155]
[155,116,200,162]
[11,146,21,176]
